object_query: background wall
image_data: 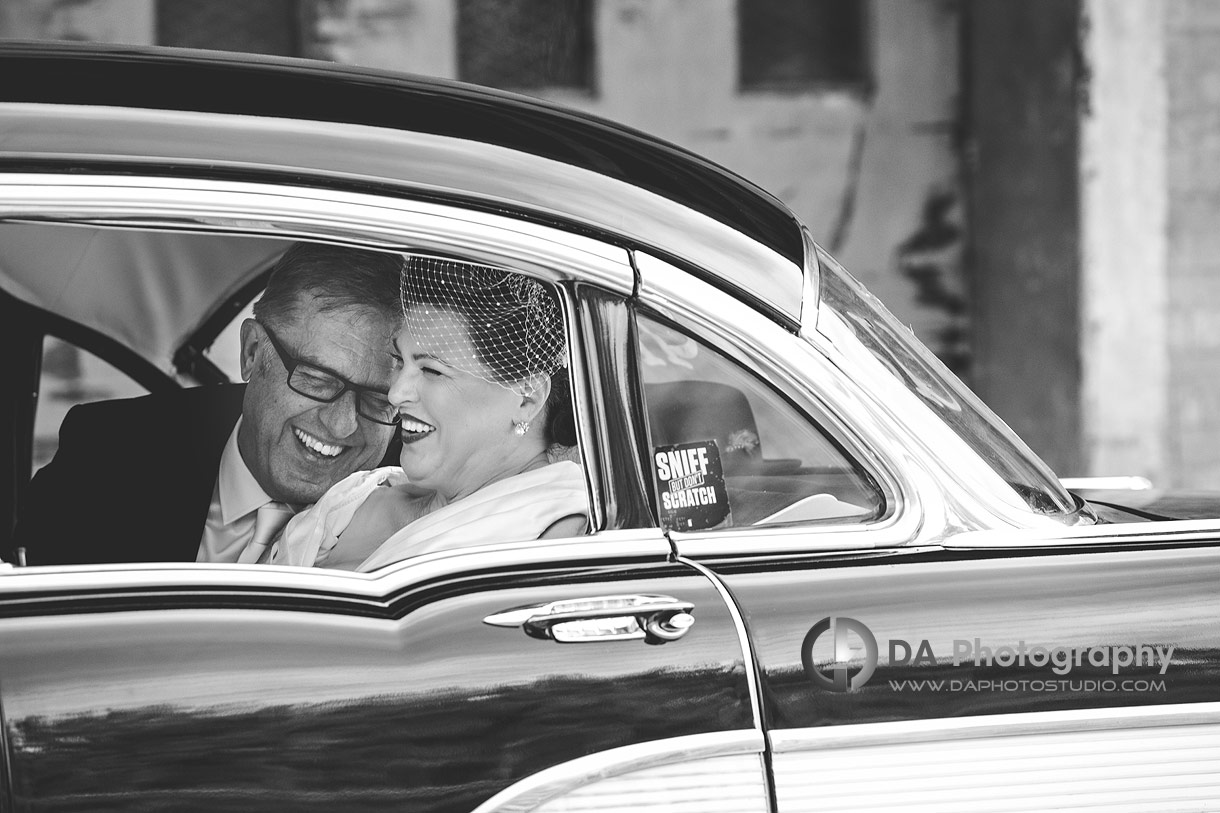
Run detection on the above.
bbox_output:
[6,0,1220,490]
[1165,1,1220,488]
[306,0,967,379]
[965,0,1082,475]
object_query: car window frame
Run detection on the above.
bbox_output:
[631,306,888,530]
[0,173,642,567]
[630,252,922,559]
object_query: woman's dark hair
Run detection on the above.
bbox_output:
[543,367,577,446]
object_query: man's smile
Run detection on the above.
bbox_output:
[293,427,345,458]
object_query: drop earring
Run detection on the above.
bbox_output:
[513,419,531,436]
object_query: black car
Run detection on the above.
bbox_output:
[0,41,1217,813]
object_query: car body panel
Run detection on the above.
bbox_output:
[716,540,1220,809]
[0,544,758,812]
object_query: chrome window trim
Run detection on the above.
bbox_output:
[797,226,821,337]
[635,250,928,557]
[469,729,766,813]
[943,518,1220,549]
[0,101,802,321]
[770,702,1220,753]
[0,529,673,599]
[0,174,634,296]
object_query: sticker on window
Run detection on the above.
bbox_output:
[653,440,731,531]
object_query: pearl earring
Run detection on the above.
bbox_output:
[513,419,531,436]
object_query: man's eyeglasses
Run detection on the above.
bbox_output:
[256,320,400,426]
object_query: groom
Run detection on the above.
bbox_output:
[13,242,403,566]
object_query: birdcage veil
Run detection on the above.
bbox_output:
[399,256,567,394]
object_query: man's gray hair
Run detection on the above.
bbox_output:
[253,242,402,329]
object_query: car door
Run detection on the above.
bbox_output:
[0,184,768,812]
[0,548,761,813]
[633,252,1220,811]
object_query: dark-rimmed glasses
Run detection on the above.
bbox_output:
[257,320,399,426]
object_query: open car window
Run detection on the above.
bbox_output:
[637,312,883,531]
[4,220,592,570]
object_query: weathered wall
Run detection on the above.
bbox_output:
[1,0,965,374]
[0,0,152,43]
[1165,1,1220,488]
[965,0,1082,475]
[3,0,964,462]
[1082,0,1220,490]
[308,0,966,372]
[1081,0,1169,486]
[10,1,1220,490]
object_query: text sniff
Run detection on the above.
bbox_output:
[655,447,710,481]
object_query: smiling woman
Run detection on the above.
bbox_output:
[270,256,588,571]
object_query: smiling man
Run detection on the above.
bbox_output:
[14,242,402,566]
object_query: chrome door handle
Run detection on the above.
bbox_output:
[483,594,695,643]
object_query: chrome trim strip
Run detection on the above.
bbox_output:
[675,556,764,733]
[559,283,604,532]
[944,519,1220,549]
[0,174,635,295]
[770,702,1220,752]
[797,227,821,337]
[0,531,672,600]
[1060,476,1153,491]
[470,730,764,813]
[770,704,1220,811]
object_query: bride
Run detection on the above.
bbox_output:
[270,257,587,571]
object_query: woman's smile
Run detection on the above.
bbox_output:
[399,412,436,443]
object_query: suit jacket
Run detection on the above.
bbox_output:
[15,383,404,567]
[14,384,248,566]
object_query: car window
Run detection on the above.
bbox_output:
[34,337,148,472]
[815,246,1077,516]
[637,313,882,531]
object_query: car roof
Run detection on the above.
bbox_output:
[0,40,808,327]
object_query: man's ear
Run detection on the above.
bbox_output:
[238,319,262,382]
[516,374,552,425]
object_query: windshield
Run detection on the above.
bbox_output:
[815,246,1077,517]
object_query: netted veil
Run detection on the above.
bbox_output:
[399,256,568,395]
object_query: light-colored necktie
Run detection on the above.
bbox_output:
[237,502,294,564]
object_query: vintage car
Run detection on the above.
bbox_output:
[0,41,1218,813]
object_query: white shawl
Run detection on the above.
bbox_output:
[270,461,587,572]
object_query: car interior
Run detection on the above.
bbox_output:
[0,221,882,558]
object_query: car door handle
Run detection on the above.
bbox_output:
[483,594,695,643]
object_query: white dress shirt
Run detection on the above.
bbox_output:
[196,418,278,563]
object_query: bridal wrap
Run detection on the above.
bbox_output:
[270,461,586,571]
